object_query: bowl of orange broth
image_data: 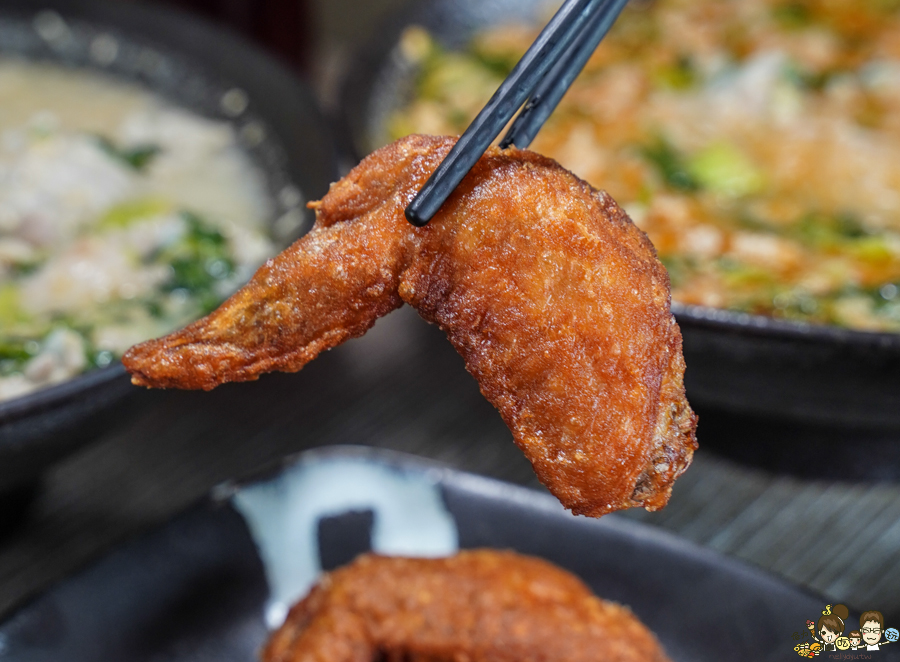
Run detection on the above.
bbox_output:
[340,0,900,429]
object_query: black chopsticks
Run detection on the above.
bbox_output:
[404,0,629,227]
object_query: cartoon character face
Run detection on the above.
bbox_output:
[850,636,861,647]
[819,626,838,644]
[862,621,883,645]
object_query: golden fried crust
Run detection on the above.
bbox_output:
[262,551,670,662]
[123,135,697,516]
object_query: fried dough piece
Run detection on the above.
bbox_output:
[263,550,671,662]
[124,134,697,517]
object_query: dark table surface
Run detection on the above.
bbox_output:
[2,306,900,629]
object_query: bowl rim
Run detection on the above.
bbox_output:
[0,363,128,425]
[672,303,900,349]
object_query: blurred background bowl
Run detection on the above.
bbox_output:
[0,0,338,493]
[337,0,900,445]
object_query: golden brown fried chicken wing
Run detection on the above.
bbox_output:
[263,550,671,662]
[124,134,697,517]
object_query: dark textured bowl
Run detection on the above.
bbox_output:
[0,446,852,662]
[0,0,338,492]
[338,0,900,430]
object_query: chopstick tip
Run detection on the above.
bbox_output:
[405,201,431,227]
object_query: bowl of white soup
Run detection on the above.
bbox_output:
[0,0,337,491]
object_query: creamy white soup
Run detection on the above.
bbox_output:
[0,59,275,401]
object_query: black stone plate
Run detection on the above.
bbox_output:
[1,446,879,662]
[0,0,338,491]
[337,0,900,430]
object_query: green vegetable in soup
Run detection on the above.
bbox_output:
[640,138,700,192]
[771,2,814,30]
[687,143,765,199]
[100,198,174,229]
[0,285,28,327]
[95,136,161,171]
[157,212,236,314]
[0,339,31,364]
[654,56,698,91]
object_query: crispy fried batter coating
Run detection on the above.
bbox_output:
[263,550,670,662]
[123,135,697,516]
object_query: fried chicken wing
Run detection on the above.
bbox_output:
[124,134,697,517]
[263,550,671,662]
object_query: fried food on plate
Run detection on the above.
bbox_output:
[263,550,670,662]
[124,134,697,517]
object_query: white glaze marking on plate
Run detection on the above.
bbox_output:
[231,457,458,628]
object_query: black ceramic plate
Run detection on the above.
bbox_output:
[337,0,900,429]
[0,446,882,662]
[0,0,338,491]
